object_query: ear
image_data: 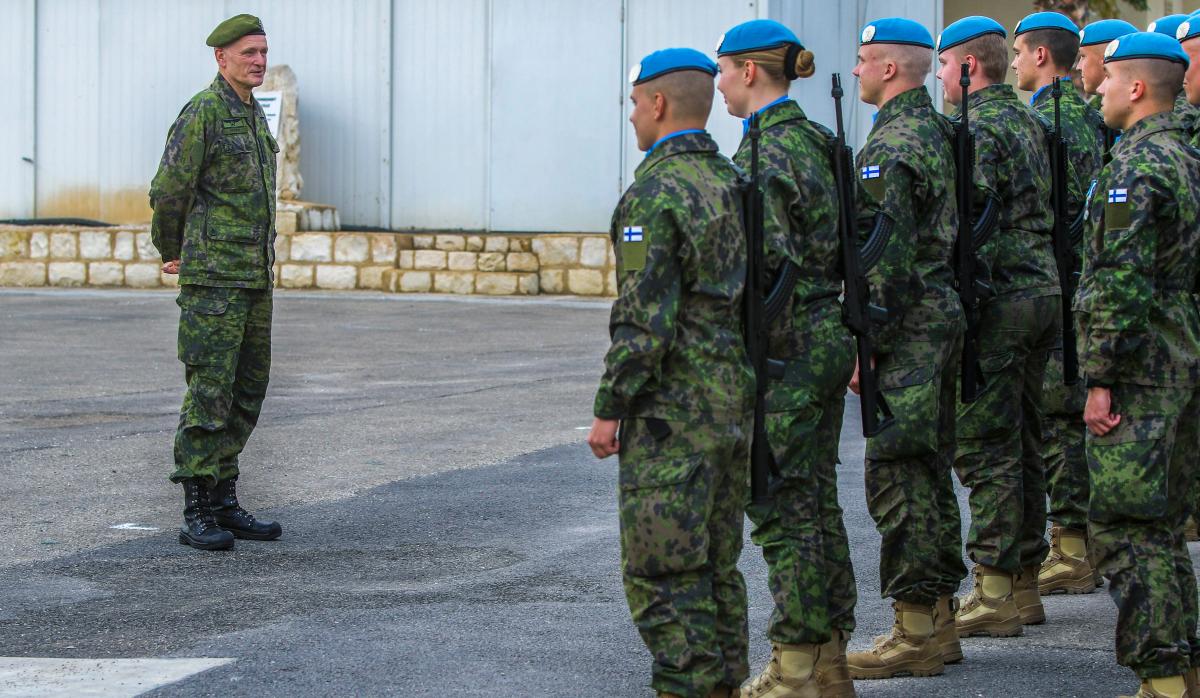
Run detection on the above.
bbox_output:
[653,91,667,121]
[1129,76,1146,103]
[966,54,980,77]
[1035,45,1049,68]
[881,59,898,82]
[743,59,756,87]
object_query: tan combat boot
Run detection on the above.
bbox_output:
[1186,667,1199,697]
[813,629,856,697]
[955,565,1024,638]
[1014,565,1046,625]
[846,602,944,680]
[740,642,820,698]
[933,595,963,664]
[1039,526,1097,595]
[1118,675,1188,697]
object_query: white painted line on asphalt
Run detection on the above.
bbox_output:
[0,657,233,697]
[109,524,158,531]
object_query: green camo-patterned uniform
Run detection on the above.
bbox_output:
[854,86,966,606]
[1076,110,1200,680]
[954,83,1060,576]
[1030,79,1105,536]
[733,99,857,647]
[150,73,279,484]
[1176,90,1200,138]
[594,130,755,697]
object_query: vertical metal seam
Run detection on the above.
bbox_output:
[384,0,395,229]
[484,0,494,232]
[31,0,39,218]
[618,0,628,194]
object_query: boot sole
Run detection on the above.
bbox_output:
[1039,578,1097,595]
[226,528,282,541]
[849,658,944,680]
[178,532,234,551]
[957,622,1023,638]
[941,647,964,664]
[1018,607,1046,625]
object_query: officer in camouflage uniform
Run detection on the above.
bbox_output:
[586,48,754,698]
[841,18,966,682]
[1149,15,1200,139]
[1183,18,1200,144]
[1077,32,1200,698]
[714,19,855,698]
[150,14,282,551]
[1011,11,1106,596]
[937,16,1061,637]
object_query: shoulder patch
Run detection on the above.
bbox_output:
[860,164,885,200]
[619,226,648,273]
[1104,188,1131,230]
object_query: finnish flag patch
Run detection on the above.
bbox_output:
[861,165,881,179]
[1107,188,1128,204]
[623,226,644,242]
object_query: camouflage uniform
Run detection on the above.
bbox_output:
[1030,79,1105,535]
[1076,110,1200,679]
[1175,90,1200,138]
[150,73,279,484]
[733,99,857,646]
[594,130,755,698]
[854,86,966,606]
[954,83,1061,575]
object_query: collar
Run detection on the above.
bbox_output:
[212,73,258,117]
[647,128,705,156]
[967,82,1018,111]
[743,95,792,134]
[1029,76,1075,107]
[872,86,933,132]
[1118,110,1186,147]
[637,130,719,178]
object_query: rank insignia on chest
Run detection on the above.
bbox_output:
[1105,188,1131,230]
[620,225,648,274]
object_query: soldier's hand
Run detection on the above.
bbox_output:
[587,418,620,459]
[1084,386,1121,436]
[162,259,181,274]
[848,358,861,395]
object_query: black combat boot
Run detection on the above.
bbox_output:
[179,478,235,551]
[210,477,282,541]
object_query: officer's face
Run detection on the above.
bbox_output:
[1076,45,1106,95]
[629,84,659,151]
[936,49,965,105]
[716,56,750,117]
[216,35,269,91]
[1010,36,1039,92]
[1098,63,1132,130]
[1184,38,1200,106]
[853,45,885,105]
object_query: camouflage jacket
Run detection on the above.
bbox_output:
[593,131,754,423]
[150,74,278,288]
[1030,78,1105,228]
[854,86,963,354]
[732,99,847,360]
[1075,111,1200,387]
[966,83,1059,301]
[1176,90,1200,139]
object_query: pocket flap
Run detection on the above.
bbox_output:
[176,292,229,315]
[207,221,260,243]
[1091,415,1169,446]
[619,453,703,491]
[979,351,1016,373]
[267,134,280,154]
[879,364,936,390]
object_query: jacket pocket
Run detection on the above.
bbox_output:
[206,220,261,244]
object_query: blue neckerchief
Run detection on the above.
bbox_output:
[1030,76,1071,106]
[647,129,705,156]
[742,95,792,134]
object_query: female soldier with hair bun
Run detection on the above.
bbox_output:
[716,18,857,698]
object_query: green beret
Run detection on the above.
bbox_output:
[206,14,265,48]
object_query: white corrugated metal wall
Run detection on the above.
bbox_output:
[4,0,943,231]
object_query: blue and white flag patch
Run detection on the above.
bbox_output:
[861,165,881,179]
[623,226,644,242]
[1107,188,1128,204]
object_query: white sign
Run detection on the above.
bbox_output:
[255,91,282,138]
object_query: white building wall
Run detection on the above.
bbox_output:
[0,0,36,219]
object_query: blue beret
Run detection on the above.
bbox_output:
[629,48,717,85]
[1079,19,1138,47]
[1180,17,1200,43]
[1015,12,1079,37]
[1148,15,1192,38]
[717,19,802,56]
[1103,31,1190,67]
[938,16,1007,53]
[858,18,934,49]
[206,14,265,48]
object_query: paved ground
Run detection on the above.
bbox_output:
[0,288,1189,697]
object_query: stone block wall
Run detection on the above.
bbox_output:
[0,222,617,298]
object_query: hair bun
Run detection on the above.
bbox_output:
[794,49,816,78]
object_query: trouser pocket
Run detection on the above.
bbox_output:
[866,364,938,461]
[1087,414,1171,522]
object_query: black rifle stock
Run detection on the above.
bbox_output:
[1049,78,1080,386]
[831,73,894,438]
[743,113,775,505]
[955,63,986,403]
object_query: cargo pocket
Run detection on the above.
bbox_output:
[176,287,237,366]
[204,220,263,280]
[619,448,710,577]
[1087,415,1172,523]
[957,351,1019,447]
[866,364,938,461]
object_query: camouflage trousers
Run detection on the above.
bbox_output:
[1088,383,1200,679]
[619,414,751,698]
[865,324,966,606]
[170,284,272,484]
[746,330,857,646]
[955,295,1059,573]
[1041,346,1089,531]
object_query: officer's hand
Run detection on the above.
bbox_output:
[162,259,181,274]
[1084,386,1121,436]
[848,358,861,395]
[587,418,620,459]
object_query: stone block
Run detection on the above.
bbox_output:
[412,235,435,250]
[334,234,370,263]
[512,238,532,252]
[484,236,509,252]
[161,271,180,287]
[466,235,484,252]
[398,250,415,269]
[607,242,617,268]
[448,252,477,271]
[48,262,86,287]
[29,232,48,259]
[52,232,79,259]
[580,237,609,268]
[113,231,135,261]
[290,233,333,262]
[395,235,414,250]
[399,271,432,292]
[434,235,466,251]
[134,232,157,260]
[316,264,358,290]
[414,250,447,270]
[475,272,518,295]
[532,236,579,267]
[281,264,314,288]
[518,273,540,295]
[605,269,619,296]
[358,265,391,290]
[88,262,124,286]
[273,235,289,263]
[371,235,398,264]
[0,261,46,286]
[506,252,538,273]
[0,230,26,259]
[125,263,162,288]
[568,268,604,296]
[539,269,565,294]
[433,271,474,294]
[79,231,112,259]
[276,211,299,235]
[477,252,506,272]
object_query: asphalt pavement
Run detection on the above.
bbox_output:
[0,288,1189,697]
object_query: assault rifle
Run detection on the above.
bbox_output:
[831,73,894,438]
[1048,78,1079,386]
[954,63,989,403]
